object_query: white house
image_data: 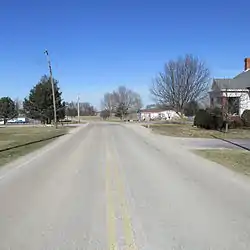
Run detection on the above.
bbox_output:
[209,58,250,116]
[0,117,28,125]
[139,108,179,121]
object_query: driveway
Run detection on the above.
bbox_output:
[169,137,250,150]
[173,137,238,149]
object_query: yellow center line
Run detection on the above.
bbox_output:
[106,138,138,250]
[106,143,118,250]
[111,142,138,250]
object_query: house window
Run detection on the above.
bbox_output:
[210,97,214,106]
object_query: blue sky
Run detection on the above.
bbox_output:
[1,0,250,109]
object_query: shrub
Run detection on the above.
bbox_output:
[194,109,206,127]
[194,109,213,129]
[228,115,244,129]
[211,114,224,130]
[241,110,250,127]
[194,108,224,130]
[210,107,223,116]
[209,107,224,130]
[100,110,110,120]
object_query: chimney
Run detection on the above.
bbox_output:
[244,58,250,71]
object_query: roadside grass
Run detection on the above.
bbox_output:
[0,126,69,166]
[144,123,250,139]
[195,149,250,175]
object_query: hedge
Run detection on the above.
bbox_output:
[194,108,223,130]
[241,110,250,127]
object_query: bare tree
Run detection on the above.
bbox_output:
[199,93,210,109]
[79,102,96,116]
[132,92,143,112]
[150,54,210,116]
[101,86,142,118]
[65,101,96,118]
[14,98,24,116]
[101,93,115,117]
[112,86,142,112]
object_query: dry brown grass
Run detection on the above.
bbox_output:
[195,149,250,175]
[146,124,250,139]
[0,126,69,166]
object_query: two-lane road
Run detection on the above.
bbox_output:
[1,123,250,249]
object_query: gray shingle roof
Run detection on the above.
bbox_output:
[214,70,250,89]
[213,79,232,89]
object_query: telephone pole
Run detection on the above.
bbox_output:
[44,50,57,128]
[77,94,80,123]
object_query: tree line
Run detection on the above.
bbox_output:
[0,75,96,124]
[65,101,96,118]
[100,86,143,120]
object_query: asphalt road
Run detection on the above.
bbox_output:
[1,123,250,249]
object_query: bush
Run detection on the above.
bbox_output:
[194,109,212,129]
[100,110,110,120]
[195,108,247,130]
[194,109,205,127]
[241,110,250,127]
[194,108,224,130]
[228,115,244,129]
[209,107,224,130]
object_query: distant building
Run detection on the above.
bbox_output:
[0,117,29,125]
[139,108,179,121]
[7,117,28,124]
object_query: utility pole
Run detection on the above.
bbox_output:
[77,94,80,123]
[109,99,112,119]
[44,50,57,129]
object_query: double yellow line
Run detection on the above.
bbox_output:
[105,141,137,250]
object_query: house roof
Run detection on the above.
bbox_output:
[213,70,250,90]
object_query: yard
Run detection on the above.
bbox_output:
[195,149,250,176]
[0,126,69,166]
[145,123,250,139]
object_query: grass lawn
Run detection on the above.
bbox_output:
[145,123,250,139]
[195,149,250,175]
[0,126,69,166]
